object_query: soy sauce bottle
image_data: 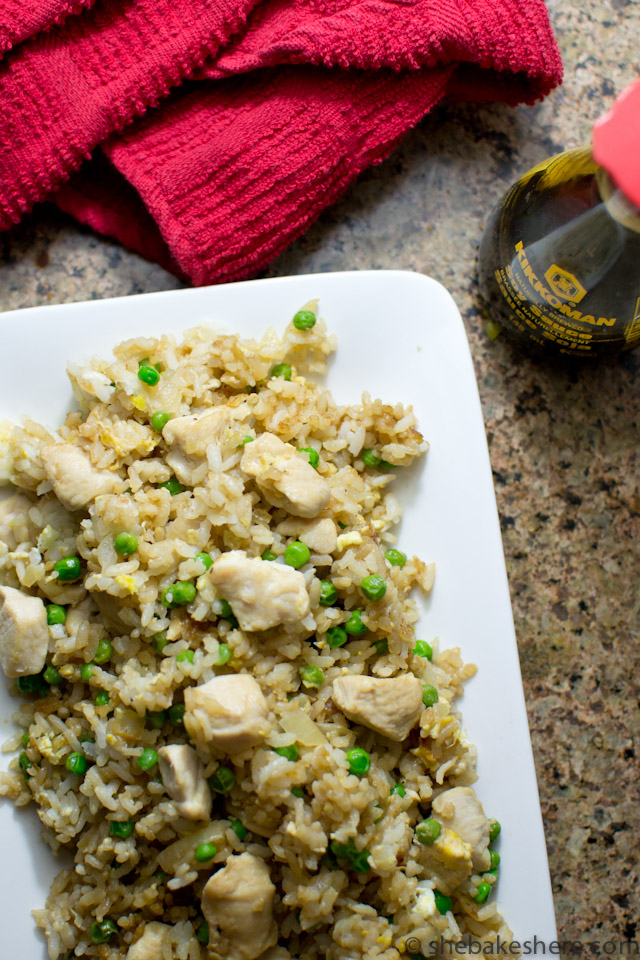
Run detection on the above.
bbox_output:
[478,79,640,359]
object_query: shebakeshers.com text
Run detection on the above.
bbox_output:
[404,935,640,956]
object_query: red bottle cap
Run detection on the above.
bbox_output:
[592,78,640,209]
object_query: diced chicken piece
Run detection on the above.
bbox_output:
[184,674,271,753]
[417,826,473,896]
[0,586,49,678]
[241,433,330,518]
[41,443,122,511]
[276,517,337,555]
[162,403,250,486]
[202,853,278,960]
[162,406,236,457]
[127,922,170,960]
[332,674,423,742]
[157,744,211,821]
[432,786,491,872]
[209,551,309,631]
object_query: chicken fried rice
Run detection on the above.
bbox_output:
[0,304,513,960]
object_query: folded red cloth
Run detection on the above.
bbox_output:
[0,0,94,57]
[0,0,562,285]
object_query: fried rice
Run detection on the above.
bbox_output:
[0,304,514,960]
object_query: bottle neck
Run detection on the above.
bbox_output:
[596,167,640,233]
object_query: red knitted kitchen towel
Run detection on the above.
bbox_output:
[0,0,562,285]
[0,0,95,58]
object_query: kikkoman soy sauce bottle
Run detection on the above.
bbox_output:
[478,78,640,359]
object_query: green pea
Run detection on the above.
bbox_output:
[270,363,292,380]
[230,818,247,840]
[346,747,370,777]
[176,649,195,663]
[209,765,235,794]
[300,664,324,688]
[196,920,209,944]
[94,638,113,665]
[109,820,134,839]
[261,549,277,561]
[54,556,82,582]
[95,690,110,707]
[18,751,32,773]
[291,787,305,798]
[114,532,138,556]
[161,581,196,608]
[489,818,501,843]
[158,477,185,496]
[489,850,501,870]
[390,782,405,798]
[326,626,348,648]
[146,710,167,729]
[292,310,317,330]
[345,610,367,636]
[151,412,171,432]
[299,447,320,468]
[217,599,239,629]
[216,643,232,666]
[79,731,95,743]
[350,849,371,873]
[194,552,213,571]
[384,548,407,568]
[81,663,95,682]
[218,599,234,620]
[138,364,160,386]
[238,435,254,447]
[90,919,117,944]
[422,684,439,707]
[416,818,441,845]
[475,881,492,904]
[373,637,389,655]
[168,704,185,726]
[46,604,66,626]
[66,752,88,776]
[43,665,62,686]
[361,449,381,468]
[284,541,310,569]
[379,460,396,470]
[20,731,29,748]
[434,890,452,915]
[273,744,299,762]
[413,640,433,660]
[16,673,47,696]
[319,580,337,606]
[137,749,158,772]
[152,631,168,655]
[195,841,217,862]
[330,838,356,860]
[153,869,167,884]
[360,574,387,602]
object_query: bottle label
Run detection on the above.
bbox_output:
[492,241,640,354]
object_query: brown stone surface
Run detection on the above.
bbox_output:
[1,0,639,949]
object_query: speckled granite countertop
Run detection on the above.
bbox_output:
[1,0,638,948]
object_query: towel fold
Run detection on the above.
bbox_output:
[0,0,562,285]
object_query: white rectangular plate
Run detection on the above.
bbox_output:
[0,270,556,956]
